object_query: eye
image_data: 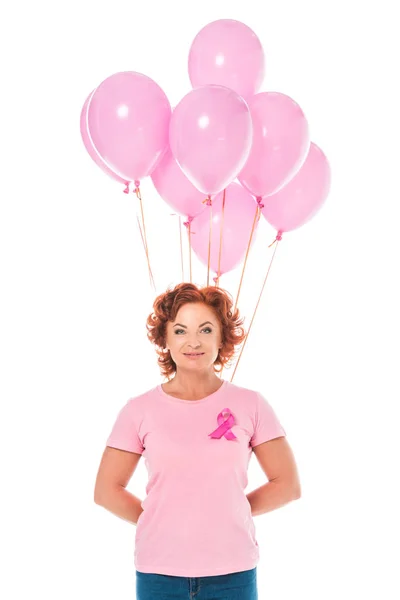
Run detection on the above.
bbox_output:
[173,327,212,334]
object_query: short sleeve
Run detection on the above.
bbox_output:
[250,391,286,448]
[106,398,144,454]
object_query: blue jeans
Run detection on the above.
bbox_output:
[135,567,258,599]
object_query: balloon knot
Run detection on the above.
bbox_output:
[202,195,212,206]
[183,215,194,228]
[256,196,264,209]
[133,180,141,196]
[123,183,130,194]
[268,230,284,247]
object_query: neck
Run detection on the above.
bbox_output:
[167,370,222,394]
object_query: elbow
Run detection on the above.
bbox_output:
[94,484,121,505]
[292,484,302,500]
[94,486,106,505]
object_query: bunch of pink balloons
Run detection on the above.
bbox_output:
[80,18,331,277]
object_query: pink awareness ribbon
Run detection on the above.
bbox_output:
[208,408,237,440]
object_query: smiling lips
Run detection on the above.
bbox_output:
[184,353,204,356]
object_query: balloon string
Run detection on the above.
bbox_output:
[213,188,225,288]
[134,181,156,292]
[183,215,195,283]
[169,213,186,282]
[201,195,212,287]
[232,197,264,316]
[229,231,282,383]
[219,196,262,379]
[189,219,193,283]
[178,216,184,281]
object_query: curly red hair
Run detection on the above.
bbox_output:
[146,282,247,380]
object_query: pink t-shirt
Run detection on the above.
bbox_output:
[106,379,286,577]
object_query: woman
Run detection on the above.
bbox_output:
[94,282,301,600]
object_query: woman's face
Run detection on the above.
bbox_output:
[164,302,223,370]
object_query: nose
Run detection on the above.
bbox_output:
[188,341,201,349]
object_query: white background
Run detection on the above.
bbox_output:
[1,0,399,598]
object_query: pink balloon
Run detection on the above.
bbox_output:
[261,142,331,232]
[190,182,258,275]
[188,19,265,101]
[169,85,253,196]
[80,90,129,186]
[151,147,207,218]
[238,92,310,198]
[87,71,171,183]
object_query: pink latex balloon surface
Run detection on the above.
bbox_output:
[188,19,265,101]
[87,71,171,182]
[261,142,331,232]
[169,85,253,196]
[151,147,207,218]
[190,182,258,275]
[80,90,128,185]
[238,92,310,198]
